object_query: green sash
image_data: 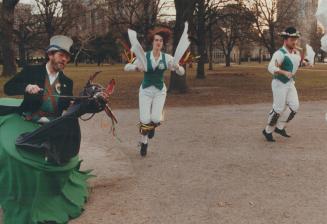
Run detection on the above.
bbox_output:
[273,48,295,84]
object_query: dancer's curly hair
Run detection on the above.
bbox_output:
[148,27,172,44]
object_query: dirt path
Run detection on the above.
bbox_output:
[74,101,327,224]
[2,102,327,224]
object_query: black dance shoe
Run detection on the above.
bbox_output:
[262,129,275,142]
[274,128,291,138]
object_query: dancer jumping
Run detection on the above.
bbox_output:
[124,28,185,156]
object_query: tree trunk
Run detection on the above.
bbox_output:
[208,25,213,70]
[258,48,262,64]
[169,0,196,93]
[169,65,187,93]
[238,47,242,65]
[225,52,231,67]
[269,48,275,58]
[143,0,152,50]
[18,41,27,67]
[0,0,19,76]
[189,43,195,69]
[196,0,206,79]
[97,56,101,66]
[268,25,276,57]
[26,51,30,64]
[168,15,187,93]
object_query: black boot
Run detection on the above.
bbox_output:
[274,128,291,138]
[148,129,155,139]
[262,129,275,142]
[140,143,148,157]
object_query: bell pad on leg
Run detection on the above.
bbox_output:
[286,109,296,122]
[139,123,156,135]
[268,110,280,126]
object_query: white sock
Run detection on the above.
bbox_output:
[276,122,286,130]
[276,107,292,130]
[141,135,148,144]
[265,125,274,134]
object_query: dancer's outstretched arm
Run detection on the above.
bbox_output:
[166,54,185,76]
[124,57,145,72]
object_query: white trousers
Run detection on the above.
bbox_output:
[266,79,300,133]
[271,79,299,114]
[139,85,167,124]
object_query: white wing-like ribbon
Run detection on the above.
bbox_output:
[173,22,191,65]
[306,44,316,65]
[128,29,147,72]
[321,35,327,52]
[316,0,327,30]
[316,1,327,52]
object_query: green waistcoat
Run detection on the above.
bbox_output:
[142,51,167,90]
[273,48,295,84]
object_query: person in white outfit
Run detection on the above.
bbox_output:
[263,27,309,142]
[124,28,185,156]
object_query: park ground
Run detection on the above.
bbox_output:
[1,63,327,223]
[1,62,327,107]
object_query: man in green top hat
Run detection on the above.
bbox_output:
[262,27,309,142]
[3,35,74,123]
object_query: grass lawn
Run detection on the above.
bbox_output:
[0,62,327,108]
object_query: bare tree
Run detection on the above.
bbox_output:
[251,0,296,56]
[102,0,142,36]
[34,0,80,40]
[191,0,228,76]
[141,0,168,49]
[13,6,42,67]
[195,0,206,79]
[205,0,229,70]
[0,0,19,77]
[72,32,95,66]
[236,29,260,64]
[168,0,197,93]
[216,2,255,67]
[207,4,217,70]
[102,0,167,49]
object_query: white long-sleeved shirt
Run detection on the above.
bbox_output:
[124,51,185,76]
[268,46,302,75]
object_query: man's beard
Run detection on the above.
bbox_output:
[51,60,65,72]
[286,44,295,50]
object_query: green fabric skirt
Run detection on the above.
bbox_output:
[0,98,92,224]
